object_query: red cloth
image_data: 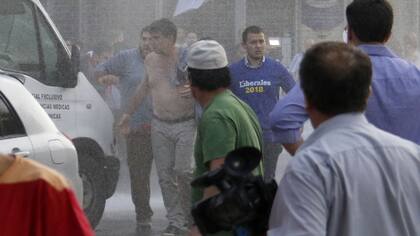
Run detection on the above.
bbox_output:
[0,179,94,236]
[0,157,94,236]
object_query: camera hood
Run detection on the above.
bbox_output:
[224,147,261,177]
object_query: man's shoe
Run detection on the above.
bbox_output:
[161,224,187,236]
[136,222,152,235]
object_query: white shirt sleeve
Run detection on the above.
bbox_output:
[268,162,328,236]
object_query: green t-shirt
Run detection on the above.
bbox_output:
[192,90,263,204]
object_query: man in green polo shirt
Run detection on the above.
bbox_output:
[186,40,263,236]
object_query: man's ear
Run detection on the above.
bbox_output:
[171,35,177,44]
[368,86,372,98]
[347,26,354,43]
[190,85,197,95]
[383,32,392,43]
[241,42,247,49]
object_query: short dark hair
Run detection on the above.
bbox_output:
[149,18,177,42]
[188,67,231,91]
[300,42,372,116]
[140,25,151,35]
[242,26,264,43]
[346,0,393,43]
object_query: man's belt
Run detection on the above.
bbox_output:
[153,114,194,124]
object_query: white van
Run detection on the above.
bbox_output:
[0,0,119,227]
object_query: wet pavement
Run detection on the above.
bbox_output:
[95,121,312,236]
[95,157,167,236]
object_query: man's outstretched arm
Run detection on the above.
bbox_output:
[118,74,150,135]
[269,85,308,155]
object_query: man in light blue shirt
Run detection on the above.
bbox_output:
[270,0,420,155]
[268,41,420,236]
[95,26,154,234]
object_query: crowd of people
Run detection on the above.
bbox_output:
[1,0,420,235]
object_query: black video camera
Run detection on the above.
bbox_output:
[191,147,278,236]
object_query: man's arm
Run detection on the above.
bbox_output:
[202,157,225,199]
[268,160,327,236]
[189,117,238,236]
[118,73,150,136]
[269,85,308,155]
[283,140,304,156]
[94,53,123,85]
[94,69,107,81]
[125,74,149,115]
[277,63,296,93]
[189,157,226,236]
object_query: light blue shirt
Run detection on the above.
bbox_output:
[96,48,152,128]
[269,44,420,144]
[268,113,420,236]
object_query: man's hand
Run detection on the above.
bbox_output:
[98,75,119,86]
[283,138,304,156]
[177,84,192,98]
[118,113,131,136]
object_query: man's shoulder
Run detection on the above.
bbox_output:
[229,58,245,70]
[203,93,237,116]
[104,48,139,67]
[114,48,138,58]
[399,60,420,76]
[300,122,419,159]
[264,57,287,69]
[289,127,361,173]
[366,126,420,152]
[205,93,256,123]
[370,56,420,99]
[290,123,420,184]
[203,98,232,117]
[366,46,419,73]
[0,157,70,191]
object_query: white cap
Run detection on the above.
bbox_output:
[187,40,228,70]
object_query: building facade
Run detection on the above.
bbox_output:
[42,0,420,64]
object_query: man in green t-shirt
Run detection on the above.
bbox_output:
[186,40,263,236]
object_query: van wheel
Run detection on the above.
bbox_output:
[80,155,106,229]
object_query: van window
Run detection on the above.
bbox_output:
[0,0,40,78]
[0,93,26,138]
[0,0,70,86]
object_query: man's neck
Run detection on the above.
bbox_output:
[350,38,386,46]
[198,88,227,108]
[307,108,332,129]
[353,42,385,46]
[159,46,177,57]
[246,55,263,67]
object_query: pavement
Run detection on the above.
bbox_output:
[95,121,313,236]
[95,155,167,236]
